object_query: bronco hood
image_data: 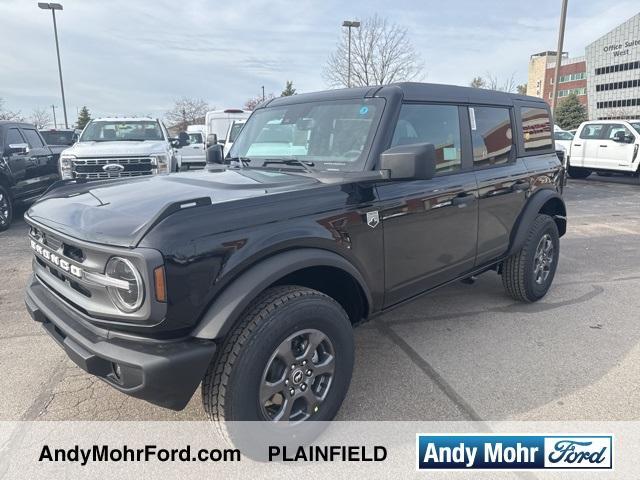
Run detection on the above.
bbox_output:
[26,169,319,247]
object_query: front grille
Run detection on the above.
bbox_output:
[72,156,153,179]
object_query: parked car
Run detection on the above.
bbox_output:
[567,119,640,178]
[553,129,574,153]
[39,128,78,147]
[0,121,64,231]
[57,117,179,181]
[177,124,206,170]
[24,83,565,435]
[205,109,250,148]
[223,119,246,157]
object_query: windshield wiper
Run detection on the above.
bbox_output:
[227,157,251,168]
[260,158,315,173]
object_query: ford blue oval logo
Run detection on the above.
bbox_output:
[102,163,125,173]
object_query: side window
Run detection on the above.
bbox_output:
[469,106,513,167]
[21,129,45,148]
[579,124,605,139]
[520,107,553,152]
[6,128,25,146]
[391,104,462,174]
[604,124,631,140]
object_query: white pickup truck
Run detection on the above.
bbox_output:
[58,117,179,180]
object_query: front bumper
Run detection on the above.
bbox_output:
[25,275,217,410]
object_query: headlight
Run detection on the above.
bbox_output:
[150,154,168,173]
[59,155,75,180]
[105,257,144,313]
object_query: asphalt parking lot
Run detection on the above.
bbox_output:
[1,176,639,423]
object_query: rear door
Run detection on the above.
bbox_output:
[19,127,59,193]
[377,103,478,306]
[597,123,636,171]
[574,123,605,168]
[471,105,529,264]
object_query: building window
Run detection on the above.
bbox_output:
[558,88,586,97]
[596,98,640,109]
[596,60,640,75]
[559,72,586,83]
[596,79,640,92]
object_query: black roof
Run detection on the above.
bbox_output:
[266,82,547,108]
[0,120,35,128]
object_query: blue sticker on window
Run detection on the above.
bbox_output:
[359,106,369,115]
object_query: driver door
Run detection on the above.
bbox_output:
[597,124,636,171]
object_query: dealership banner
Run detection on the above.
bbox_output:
[0,421,635,479]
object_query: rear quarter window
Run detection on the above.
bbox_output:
[520,107,553,152]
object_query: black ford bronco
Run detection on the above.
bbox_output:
[24,83,566,428]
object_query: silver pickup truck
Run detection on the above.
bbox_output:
[59,117,179,180]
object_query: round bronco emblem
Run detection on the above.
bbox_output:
[292,369,304,385]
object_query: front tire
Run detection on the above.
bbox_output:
[202,286,354,440]
[0,185,13,232]
[502,214,560,302]
[567,165,591,179]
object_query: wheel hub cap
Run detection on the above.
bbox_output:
[259,328,335,423]
[533,233,554,285]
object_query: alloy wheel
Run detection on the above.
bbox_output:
[259,329,335,423]
[533,233,554,285]
[0,192,10,228]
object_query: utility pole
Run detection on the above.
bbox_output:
[342,20,361,88]
[38,3,68,128]
[51,104,57,129]
[551,0,569,111]
[261,86,265,102]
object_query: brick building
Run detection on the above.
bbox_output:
[527,52,587,110]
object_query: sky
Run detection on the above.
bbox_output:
[1,0,638,125]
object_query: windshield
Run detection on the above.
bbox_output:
[229,98,384,171]
[80,121,164,142]
[188,132,203,144]
[40,130,76,146]
[553,131,574,141]
[631,122,640,134]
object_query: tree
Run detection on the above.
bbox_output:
[323,14,424,88]
[554,94,587,130]
[76,106,92,130]
[469,73,517,93]
[0,98,24,122]
[516,84,527,95]
[165,97,210,132]
[470,77,486,88]
[281,81,296,97]
[30,107,52,129]
[244,93,275,111]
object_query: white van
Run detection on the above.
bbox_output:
[223,119,246,157]
[205,109,250,147]
[177,124,207,169]
[568,120,640,178]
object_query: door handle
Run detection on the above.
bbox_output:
[451,193,475,207]
[599,145,608,148]
[512,180,530,192]
[573,143,582,147]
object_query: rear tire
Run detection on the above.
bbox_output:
[0,185,13,232]
[202,285,354,444]
[502,214,560,302]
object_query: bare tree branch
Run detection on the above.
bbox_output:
[31,107,52,129]
[0,98,24,122]
[165,97,210,131]
[323,14,425,88]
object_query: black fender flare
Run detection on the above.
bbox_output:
[192,248,373,340]
[507,189,566,257]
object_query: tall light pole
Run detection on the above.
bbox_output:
[38,2,68,129]
[261,86,265,101]
[550,0,569,112]
[342,20,361,88]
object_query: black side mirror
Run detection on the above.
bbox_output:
[206,133,218,148]
[613,131,626,143]
[206,144,224,164]
[379,143,436,180]
[177,131,189,147]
